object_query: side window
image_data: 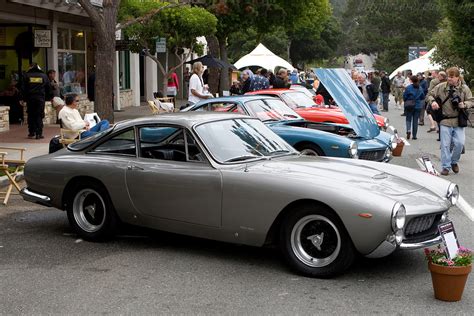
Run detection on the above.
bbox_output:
[199,102,236,112]
[92,128,136,156]
[139,126,186,162]
[186,131,206,163]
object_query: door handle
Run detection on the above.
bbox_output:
[127,165,144,171]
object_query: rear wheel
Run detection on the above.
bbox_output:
[66,181,118,241]
[280,205,355,278]
[296,143,324,156]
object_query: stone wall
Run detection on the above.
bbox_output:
[0,106,9,132]
[43,96,94,125]
[119,89,134,108]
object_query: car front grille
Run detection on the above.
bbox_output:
[405,214,436,235]
[404,213,443,243]
[359,150,386,161]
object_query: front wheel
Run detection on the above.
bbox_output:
[66,182,118,241]
[280,205,355,278]
[296,143,325,156]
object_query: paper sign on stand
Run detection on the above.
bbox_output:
[438,221,460,259]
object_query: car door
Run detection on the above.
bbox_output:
[125,125,222,227]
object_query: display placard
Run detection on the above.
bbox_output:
[34,30,51,48]
[438,221,460,260]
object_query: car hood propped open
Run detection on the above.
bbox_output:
[314,68,380,139]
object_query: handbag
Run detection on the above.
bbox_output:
[404,99,416,111]
[458,108,469,127]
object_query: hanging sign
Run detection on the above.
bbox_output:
[34,30,52,48]
[155,38,166,53]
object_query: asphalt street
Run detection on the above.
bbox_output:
[1,100,473,314]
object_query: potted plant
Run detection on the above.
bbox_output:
[424,246,472,301]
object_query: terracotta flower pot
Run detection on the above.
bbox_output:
[392,141,404,156]
[428,261,472,301]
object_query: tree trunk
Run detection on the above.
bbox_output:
[205,35,219,95]
[218,35,229,96]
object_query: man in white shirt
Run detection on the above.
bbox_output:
[58,93,109,139]
[188,62,212,106]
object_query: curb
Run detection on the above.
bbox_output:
[0,172,24,188]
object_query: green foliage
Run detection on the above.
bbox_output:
[341,0,441,72]
[119,1,217,53]
[430,0,474,80]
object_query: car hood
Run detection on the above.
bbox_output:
[314,68,380,139]
[248,156,423,197]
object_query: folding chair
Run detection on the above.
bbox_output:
[0,147,26,205]
[58,119,83,148]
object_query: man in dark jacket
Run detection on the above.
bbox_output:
[22,63,51,139]
[380,71,391,112]
[272,69,290,89]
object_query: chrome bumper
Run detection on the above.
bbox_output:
[20,187,52,207]
[366,234,443,258]
[399,235,443,250]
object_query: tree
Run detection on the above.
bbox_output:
[430,0,474,82]
[78,0,120,123]
[340,0,441,72]
[120,1,217,94]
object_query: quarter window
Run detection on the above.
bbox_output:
[92,129,136,156]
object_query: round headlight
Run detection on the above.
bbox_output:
[390,135,398,150]
[447,183,459,205]
[349,141,358,158]
[391,202,406,231]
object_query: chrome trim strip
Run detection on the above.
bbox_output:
[399,235,443,250]
[20,187,52,206]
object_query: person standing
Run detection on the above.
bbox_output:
[183,67,191,99]
[427,67,473,176]
[426,71,447,133]
[380,71,391,112]
[392,72,405,109]
[166,69,179,102]
[371,71,381,108]
[188,62,211,106]
[417,73,429,125]
[240,69,254,94]
[22,63,51,139]
[273,69,290,88]
[403,76,425,140]
[250,68,270,91]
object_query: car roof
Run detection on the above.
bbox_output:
[246,89,291,95]
[114,112,251,130]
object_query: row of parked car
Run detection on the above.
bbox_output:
[20,69,458,278]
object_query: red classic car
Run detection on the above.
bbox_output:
[245,89,389,129]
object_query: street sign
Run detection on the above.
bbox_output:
[155,38,166,53]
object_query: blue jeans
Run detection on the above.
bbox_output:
[440,125,465,170]
[405,109,421,137]
[382,92,389,111]
[81,120,110,139]
[369,102,380,115]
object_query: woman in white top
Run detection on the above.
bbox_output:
[188,61,212,105]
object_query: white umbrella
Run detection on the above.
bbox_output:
[389,48,442,79]
[234,43,294,72]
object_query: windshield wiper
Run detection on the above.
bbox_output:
[224,155,264,163]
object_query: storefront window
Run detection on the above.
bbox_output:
[57,28,69,50]
[71,30,85,51]
[58,28,87,95]
[118,50,130,90]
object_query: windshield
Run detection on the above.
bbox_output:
[68,126,114,151]
[282,91,316,109]
[244,99,302,122]
[195,118,296,163]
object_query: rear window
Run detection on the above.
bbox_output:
[67,126,114,151]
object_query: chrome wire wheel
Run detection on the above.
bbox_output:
[73,188,106,233]
[290,215,341,268]
[300,148,320,156]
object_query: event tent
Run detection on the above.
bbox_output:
[389,48,442,79]
[234,43,294,72]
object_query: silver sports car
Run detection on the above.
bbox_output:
[21,112,459,277]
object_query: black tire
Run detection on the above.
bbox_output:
[296,143,325,156]
[280,204,355,278]
[66,181,118,241]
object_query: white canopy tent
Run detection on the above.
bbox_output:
[234,43,294,72]
[389,48,442,79]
